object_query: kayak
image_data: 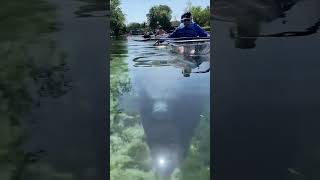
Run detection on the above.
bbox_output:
[159,36,210,42]
[163,38,210,56]
[134,37,211,56]
[134,36,210,42]
[134,34,168,41]
[169,42,210,56]
[132,55,209,69]
[166,39,210,43]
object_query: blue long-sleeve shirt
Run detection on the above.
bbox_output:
[168,22,208,38]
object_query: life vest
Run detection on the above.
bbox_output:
[174,23,199,37]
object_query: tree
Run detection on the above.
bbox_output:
[110,0,126,36]
[126,22,141,32]
[146,5,172,31]
[141,22,147,29]
[191,6,210,27]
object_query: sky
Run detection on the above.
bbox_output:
[120,0,210,25]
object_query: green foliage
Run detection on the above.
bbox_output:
[127,23,142,32]
[171,168,182,180]
[183,1,210,27]
[146,5,172,31]
[111,168,156,180]
[190,6,210,27]
[110,0,126,36]
[126,22,148,32]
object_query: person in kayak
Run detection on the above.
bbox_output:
[155,25,167,37]
[142,31,153,39]
[168,12,209,38]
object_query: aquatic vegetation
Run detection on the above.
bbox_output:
[111,35,210,179]
[171,113,210,180]
[110,42,157,180]
[0,0,71,179]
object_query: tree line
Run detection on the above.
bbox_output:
[111,0,210,36]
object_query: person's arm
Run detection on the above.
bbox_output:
[194,23,208,37]
[168,24,185,38]
[168,28,179,38]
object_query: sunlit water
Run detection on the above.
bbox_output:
[111,36,210,179]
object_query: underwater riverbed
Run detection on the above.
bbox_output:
[110,36,210,180]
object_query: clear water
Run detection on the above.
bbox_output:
[110,36,210,179]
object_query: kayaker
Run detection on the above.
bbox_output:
[182,66,192,77]
[168,12,209,38]
[142,31,152,39]
[155,25,167,37]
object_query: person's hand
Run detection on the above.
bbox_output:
[153,40,160,46]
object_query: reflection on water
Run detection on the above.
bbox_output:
[132,55,210,77]
[213,0,320,49]
[111,36,210,180]
[0,0,71,179]
[212,0,320,180]
[74,0,108,17]
[1,0,107,179]
[110,40,155,180]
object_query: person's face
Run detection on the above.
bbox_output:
[182,18,191,26]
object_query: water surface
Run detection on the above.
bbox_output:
[0,0,108,179]
[110,36,210,180]
[212,0,320,179]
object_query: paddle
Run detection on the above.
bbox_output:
[133,38,161,42]
[133,39,152,42]
[159,37,210,41]
[167,39,210,43]
[153,37,210,46]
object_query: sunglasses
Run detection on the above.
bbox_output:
[181,18,191,23]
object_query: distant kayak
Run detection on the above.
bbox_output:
[142,34,152,39]
[134,38,158,42]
